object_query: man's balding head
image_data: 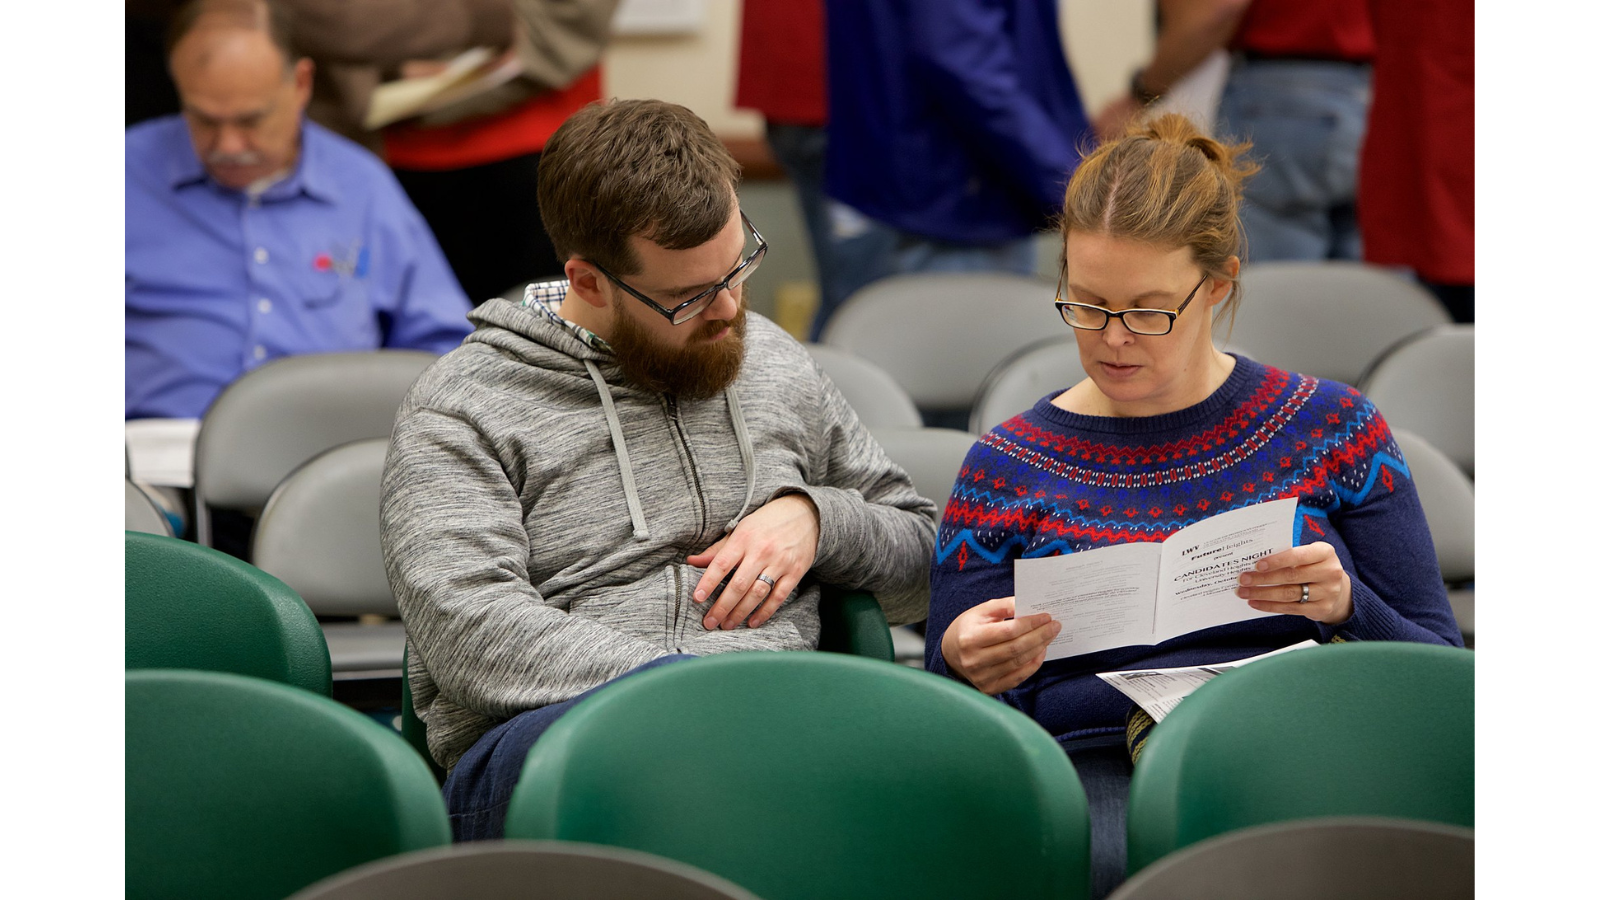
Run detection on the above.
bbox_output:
[167,0,312,190]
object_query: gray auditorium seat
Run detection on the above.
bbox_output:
[1392,429,1475,647]
[870,427,979,519]
[1221,261,1449,387]
[968,337,1085,434]
[192,350,438,549]
[126,480,174,537]
[803,343,922,430]
[1360,324,1474,478]
[819,272,1060,422]
[287,841,763,900]
[251,438,405,675]
[969,338,1258,435]
[1108,817,1473,900]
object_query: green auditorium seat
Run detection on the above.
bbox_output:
[126,531,331,695]
[126,669,451,900]
[503,652,1092,900]
[399,586,897,783]
[1125,641,1474,876]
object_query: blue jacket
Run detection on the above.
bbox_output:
[825,0,1090,244]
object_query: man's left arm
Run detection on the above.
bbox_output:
[691,352,938,629]
[374,177,475,355]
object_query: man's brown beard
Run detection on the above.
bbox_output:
[608,299,748,400]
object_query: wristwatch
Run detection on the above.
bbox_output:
[1130,68,1161,106]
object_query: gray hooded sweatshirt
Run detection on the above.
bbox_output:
[381,297,938,771]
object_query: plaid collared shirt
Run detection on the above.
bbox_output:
[520,279,612,353]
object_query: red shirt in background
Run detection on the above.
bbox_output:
[1231,0,1375,62]
[1358,0,1474,284]
[383,67,604,171]
[735,0,827,126]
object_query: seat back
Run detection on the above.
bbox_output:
[969,337,1087,434]
[1107,817,1474,900]
[192,350,437,546]
[803,343,922,430]
[125,480,173,536]
[126,531,331,695]
[505,653,1091,900]
[1359,325,1474,477]
[1221,262,1449,387]
[252,438,394,617]
[1125,642,1474,874]
[399,589,896,784]
[1391,428,1475,645]
[127,669,450,900]
[401,646,447,784]
[869,427,979,518]
[968,339,1257,435]
[1391,429,1473,584]
[287,841,764,900]
[820,272,1060,416]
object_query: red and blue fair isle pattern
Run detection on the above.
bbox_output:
[935,359,1412,571]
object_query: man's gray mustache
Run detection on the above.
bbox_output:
[207,152,263,166]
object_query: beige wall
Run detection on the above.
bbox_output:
[602,0,1161,137]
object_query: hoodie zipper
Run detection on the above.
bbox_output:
[664,395,710,540]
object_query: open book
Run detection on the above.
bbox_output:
[1096,639,1319,722]
[1015,496,1298,659]
[363,47,524,130]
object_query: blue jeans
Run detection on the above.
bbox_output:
[1216,58,1372,262]
[765,123,844,330]
[442,654,697,842]
[1062,734,1134,900]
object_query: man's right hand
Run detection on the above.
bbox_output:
[941,597,1060,695]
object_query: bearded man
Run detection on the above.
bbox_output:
[380,98,938,841]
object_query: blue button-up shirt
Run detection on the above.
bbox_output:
[125,115,473,419]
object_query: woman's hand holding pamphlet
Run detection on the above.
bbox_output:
[1014,497,1299,660]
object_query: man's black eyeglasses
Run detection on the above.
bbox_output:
[1054,272,1209,336]
[585,213,768,326]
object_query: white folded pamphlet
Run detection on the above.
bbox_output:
[1015,496,1298,660]
[124,418,201,488]
[1095,639,1320,722]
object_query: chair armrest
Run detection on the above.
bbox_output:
[401,646,447,785]
[816,586,895,662]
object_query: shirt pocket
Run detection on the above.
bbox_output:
[289,247,378,347]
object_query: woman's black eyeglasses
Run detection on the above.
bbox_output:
[1053,273,1209,336]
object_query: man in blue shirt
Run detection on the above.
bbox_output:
[125,0,473,421]
[818,0,1091,339]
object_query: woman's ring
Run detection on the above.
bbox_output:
[1298,584,1311,604]
[756,574,777,590]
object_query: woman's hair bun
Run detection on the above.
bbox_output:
[1135,112,1259,196]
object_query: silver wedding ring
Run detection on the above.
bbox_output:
[1298,584,1311,604]
[756,574,777,590]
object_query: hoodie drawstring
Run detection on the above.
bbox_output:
[584,360,651,541]
[585,360,757,541]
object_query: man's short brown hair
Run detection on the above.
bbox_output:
[538,99,743,276]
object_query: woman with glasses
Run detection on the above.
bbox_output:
[923,113,1462,899]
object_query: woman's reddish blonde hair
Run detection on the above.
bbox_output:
[1059,113,1259,332]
